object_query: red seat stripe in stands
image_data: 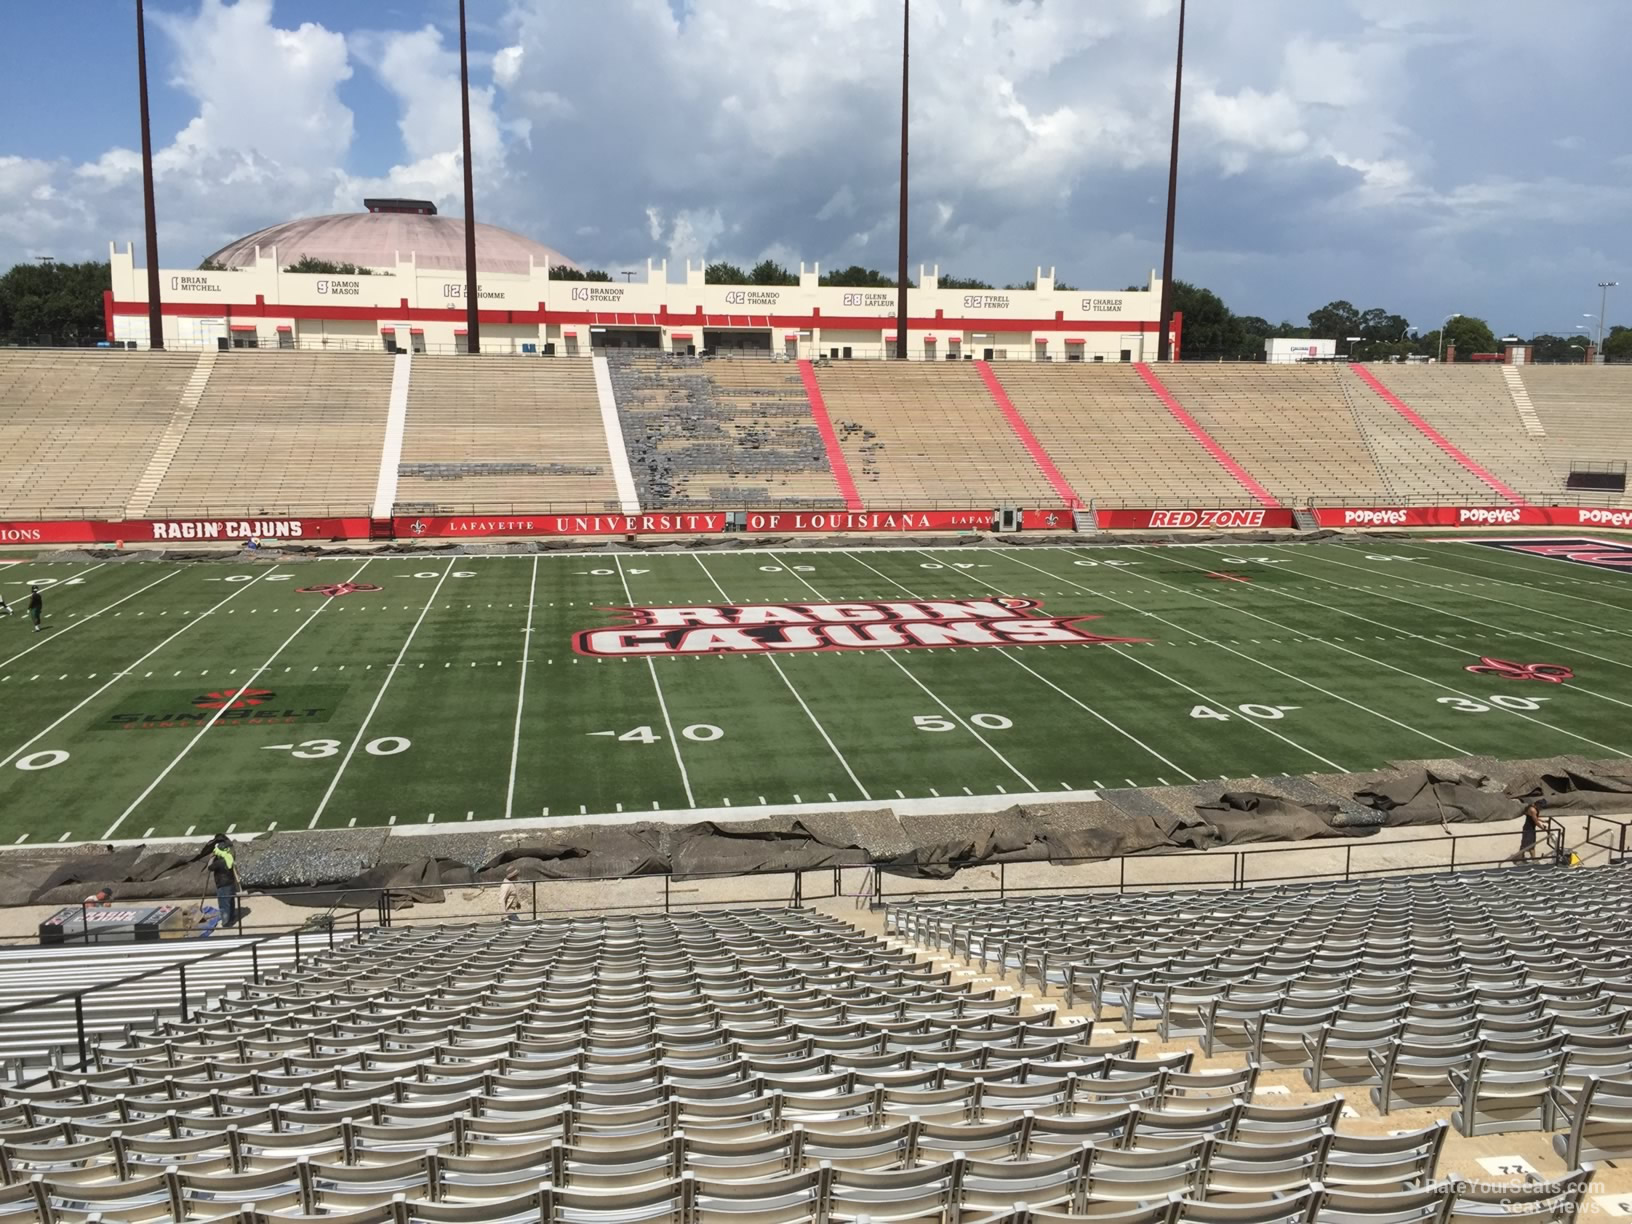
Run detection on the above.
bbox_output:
[1350,364,1528,506]
[798,360,863,511]
[1134,363,1280,508]
[976,361,1083,508]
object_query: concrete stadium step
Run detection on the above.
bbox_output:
[1503,365,1548,438]
[123,350,217,519]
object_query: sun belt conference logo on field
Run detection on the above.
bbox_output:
[572,598,1150,657]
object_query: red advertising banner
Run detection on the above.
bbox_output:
[1094,508,1296,530]
[1312,506,1632,530]
[0,518,371,546]
[394,513,727,538]
[393,509,1071,537]
[740,510,997,533]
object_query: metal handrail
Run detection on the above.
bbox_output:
[1587,814,1631,862]
[173,820,1580,932]
[0,906,366,1077]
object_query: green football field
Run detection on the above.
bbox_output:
[1,537,1629,846]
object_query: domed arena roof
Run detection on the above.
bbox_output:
[204,199,577,276]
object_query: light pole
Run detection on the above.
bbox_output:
[1437,313,1460,364]
[1156,0,1188,363]
[1345,336,1362,362]
[1597,282,1618,356]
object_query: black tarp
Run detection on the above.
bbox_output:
[1353,768,1519,825]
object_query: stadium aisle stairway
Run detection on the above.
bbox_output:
[0,350,196,519]
[145,354,392,518]
[1345,366,1535,504]
[1517,367,1632,507]
[0,865,1621,1220]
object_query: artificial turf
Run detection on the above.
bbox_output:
[0,536,1629,845]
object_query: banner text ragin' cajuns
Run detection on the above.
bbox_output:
[573,598,1150,657]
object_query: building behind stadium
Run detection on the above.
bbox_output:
[107,198,1177,362]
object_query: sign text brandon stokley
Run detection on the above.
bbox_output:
[573,598,1150,657]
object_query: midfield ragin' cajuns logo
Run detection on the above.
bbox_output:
[572,598,1150,657]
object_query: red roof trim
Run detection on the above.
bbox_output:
[275,324,292,331]
[228,323,256,331]
[670,332,694,340]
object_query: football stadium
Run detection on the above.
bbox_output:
[1,1,1631,1220]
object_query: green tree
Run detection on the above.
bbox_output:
[747,259,798,286]
[1168,280,1257,358]
[1603,325,1632,363]
[1006,277,1077,290]
[0,259,111,346]
[197,258,231,271]
[283,256,373,275]
[705,262,748,284]
[939,273,994,290]
[819,265,908,288]
[1307,300,1362,341]
[1442,314,1497,361]
[1524,333,1585,363]
[549,266,612,281]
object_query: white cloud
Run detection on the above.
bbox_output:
[1,0,1627,337]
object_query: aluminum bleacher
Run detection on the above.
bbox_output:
[0,349,196,519]
[1518,367,1632,507]
[395,357,618,514]
[607,353,846,508]
[0,860,1618,1221]
[145,354,392,517]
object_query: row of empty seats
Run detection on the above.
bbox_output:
[0,882,1616,1222]
[0,349,194,517]
[395,359,618,514]
[812,363,1062,506]
[146,354,392,517]
[5,350,1631,518]
[609,355,846,507]
[1520,366,1632,505]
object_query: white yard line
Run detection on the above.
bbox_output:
[307,559,456,829]
[1114,546,1631,759]
[1388,539,1632,614]
[503,555,540,821]
[101,561,375,839]
[1272,543,1632,643]
[775,553,1038,791]
[1,569,281,772]
[615,554,694,808]
[852,550,1200,780]
[0,568,179,671]
[904,549,1345,775]
[690,554,870,802]
[1256,545,1632,701]
[999,550,1473,758]
[1424,537,1632,597]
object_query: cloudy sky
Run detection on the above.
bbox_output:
[1,0,1627,337]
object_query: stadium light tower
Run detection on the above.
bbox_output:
[1597,282,1618,355]
[1156,0,1186,363]
[135,0,164,350]
[457,0,480,354]
[895,0,909,360]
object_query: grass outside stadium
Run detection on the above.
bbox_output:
[1,534,1629,848]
